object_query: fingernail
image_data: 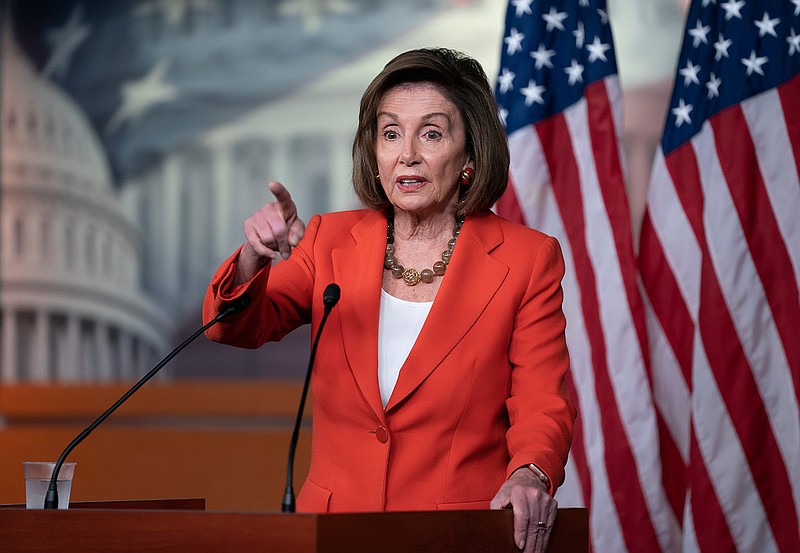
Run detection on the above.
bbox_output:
[517,539,525,549]
[281,252,290,260]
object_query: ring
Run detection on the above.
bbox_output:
[537,521,547,529]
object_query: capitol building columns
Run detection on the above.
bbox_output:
[211,143,234,263]
[29,309,49,381]
[159,156,184,308]
[94,321,112,382]
[1,309,17,381]
[59,314,81,381]
[118,332,135,381]
[0,27,171,384]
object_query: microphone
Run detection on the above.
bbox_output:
[323,283,340,311]
[282,283,341,512]
[43,294,252,509]
[219,294,252,316]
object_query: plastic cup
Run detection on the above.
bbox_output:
[23,462,76,509]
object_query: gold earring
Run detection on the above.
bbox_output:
[459,167,474,186]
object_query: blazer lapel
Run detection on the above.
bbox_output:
[385,212,508,412]
[331,211,387,421]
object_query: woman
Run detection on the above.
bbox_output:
[203,48,575,553]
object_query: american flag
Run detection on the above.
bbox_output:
[639,0,800,551]
[494,1,674,551]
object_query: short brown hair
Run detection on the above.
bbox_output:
[352,48,509,217]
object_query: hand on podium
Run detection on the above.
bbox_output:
[491,467,557,553]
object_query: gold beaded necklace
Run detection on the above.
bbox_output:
[383,210,464,286]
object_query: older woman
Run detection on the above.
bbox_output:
[203,48,575,553]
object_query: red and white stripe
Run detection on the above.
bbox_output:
[497,75,677,553]
[639,74,800,553]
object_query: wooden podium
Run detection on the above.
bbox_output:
[0,500,587,552]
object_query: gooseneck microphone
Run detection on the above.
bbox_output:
[282,283,341,512]
[43,295,252,509]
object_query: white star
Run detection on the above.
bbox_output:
[586,36,611,63]
[511,0,534,17]
[503,27,525,56]
[564,59,584,86]
[106,60,178,134]
[688,20,711,47]
[793,0,800,17]
[597,9,609,25]
[521,80,546,106]
[579,0,589,6]
[505,28,526,55]
[530,44,556,69]
[499,107,509,127]
[706,72,721,98]
[542,7,568,32]
[714,33,732,60]
[702,0,717,6]
[573,21,585,49]
[721,0,745,21]
[741,50,768,76]
[498,68,516,94]
[672,98,693,127]
[788,29,800,55]
[679,60,701,86]
[42,5,91,79]
[754,12,780,38]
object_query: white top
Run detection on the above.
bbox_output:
[377,289,433,408]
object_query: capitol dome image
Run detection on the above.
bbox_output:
[0,26,170,382]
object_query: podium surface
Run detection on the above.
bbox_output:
[0,503,587,553]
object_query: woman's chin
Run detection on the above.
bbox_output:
[390,194,456,218]
[391,202,441,217]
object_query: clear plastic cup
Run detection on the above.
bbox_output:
[23,462,76,509]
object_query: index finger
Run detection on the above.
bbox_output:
[268,181,296,217]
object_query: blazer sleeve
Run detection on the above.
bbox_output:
[202,215,323,348]
[504,235,576,492]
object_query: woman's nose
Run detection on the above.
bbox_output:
[400,138,420,165]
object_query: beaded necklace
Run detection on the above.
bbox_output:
[383,210,464,286]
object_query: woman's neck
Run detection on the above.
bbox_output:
[392,208,457,241]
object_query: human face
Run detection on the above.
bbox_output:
[376,83,471,220]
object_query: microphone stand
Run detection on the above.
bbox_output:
[43,296,250,509]
[282,284,340,512]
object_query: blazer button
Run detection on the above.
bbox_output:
[375,426,389,443]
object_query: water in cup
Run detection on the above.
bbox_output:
[23,462,76,509]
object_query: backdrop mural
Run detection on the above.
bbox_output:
[1,0,514,383]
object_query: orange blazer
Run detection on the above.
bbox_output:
[203,209,576,513]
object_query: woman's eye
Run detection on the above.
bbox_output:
[383,130,398,140]
[424,130,441,140]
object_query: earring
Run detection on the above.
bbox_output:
[459,167,475,186]
[375,172,381,182]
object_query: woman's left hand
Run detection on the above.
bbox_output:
[490,467,558,553]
